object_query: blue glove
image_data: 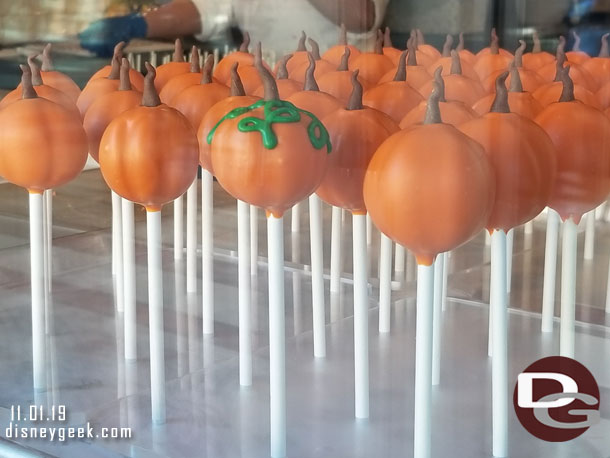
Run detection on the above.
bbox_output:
[79,14,148,57]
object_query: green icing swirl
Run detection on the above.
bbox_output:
[207,99,332,153]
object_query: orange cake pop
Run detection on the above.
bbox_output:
[350,33,395,84]
[400,68,477,128]
[427,34,479,81]
[84,58,142,162]
[38,44,81,102]
[533,56,598,108]
[582,33,610,89]
[415,29,442,60]
[474,30,513,80]
[364,82,495,266]
[290,39,335,84]
[456,32,477,65]
[286,54,343,120]
[522,31,555,70]
[318,48,372,104]
[170,55,230,128]
[1,56,78,118]
[213,32,254,84]
[77,54,122,116]
[282,31,310,74]
[207,55,330,217]
[322,24,361,67]
[197,64,260,175]
[483,41,544,93]
[88,42,144,91]
[565,31,590,65]
[420,50,485,106]
[254,54,301,99]
[159,46,202,104]
[362,51,423,123]
[402,30,435,68]
[535,67,610,223]
[460,72,556,231]
[99,63,199,212]
[476,29,513,60]
[381,27,402,64]
[231,43,272,95]
[154,39,190,91]
[379,38,431,88]
[0,65,87,193]
[473,62,543,118]
[537,37,597,90]
[596,79,610,110]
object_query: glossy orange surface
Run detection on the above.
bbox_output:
[350,53,394,85]
[154,62,190,91]
[522,51,555,70]
[285,91,342,120]
[159,72,202,104]
[77,77,120,117]
[419,74,486,106]
[400,99,476,128]
[322,45,361,68]
[214,52,254,83]
[40,71,81,102]
[473,53,513,80]
[318,71,372,104]
[1,84,78,118]
[533,81,598,108]
[537,61,597,90]
[472,92,543,118]
[427,56,479,81]
[483,67,544,93]
[89,66,144,92]
[170,82,230,130]
[362,81,423,123]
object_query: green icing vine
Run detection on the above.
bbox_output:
[207,99,332,153]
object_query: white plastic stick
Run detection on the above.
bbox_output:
[123,199,137,361]
[584,211,595,261]
[605,255,610,313]
[379,233,392,333]
[330,206,342,293]
[560,218,577,358]
[541,209,560,333]
[366,213,372,246]
[309,194,326,358]
[441,252,448,312]
[45,189,52,294]
[238,201,252,386]
[186,178,197,293]
[114,196,124,314]
[485,230,492,246]
[506,229,514,293]
[291,202,300,233]
[147,210,166,424]
[432,257,444,386]
[30,192,46,391]
[490,230,508,458]
[595,201,606,220]
[250,205,258,276]
[524,220,533,235]
[413,262,434,458]
[112,192,119,275]
[353,213,369,419]
[267,214,286,458]
[202,170,214,335]
[174,196,183,260]
[394,244,405,279]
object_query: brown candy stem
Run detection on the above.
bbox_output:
[417,29,426,45]
[142,62,161,107]
[509,60,523,92]
[113,42,126,60]
[119,58,132,91]
[308,38,322,60]
[571,30,581,52]
[433,67,447,102]
[303,53,319,91]
[384,27,393,47]
[27,55,44,86]
[450,50,462,75]
[338,24,347,45]
[490,28,499,55]
[374,30,384,54]
[557,35,566,59]
[346,70,363,110]
[457,32,465,51]
[254,42,279,101]
[423,81,442,124]
[230,63,246,96]
[407,37,418,66]
[172,38,185,62]
[490,71,510,113]
[297,31,307,52]
[20,64,37,99]
[410,29,417,47]
[201,55,214,84]
[393,51,407,81]
[41,44,54,71]
[189,46,201,73]
[553,45,567,82]
[532,31,542,53]
[338,47,351,71]
[600,33,609,58]
[559,66,575,102]
[441,34,453,57]
[276,54,292,80]
[108,54,121,80]
[514,40,526,67]
[239,31,251,53]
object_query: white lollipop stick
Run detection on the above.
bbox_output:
[524,220,533,235]
[584,210,595,261]
[595,200,606,220]
[238,200,252,385]
[432,256,444,386]
[291,202,300,232]
[186,177,197,293]
[267,214,286,458]
[45,189,52,294]
[366,213,372,245]
[113,194,124,314]
[173,195,184,260]
[560,218,577,358]
[378,233,392,333]
[202,170,214,335]
[394,244,405,279]
[414,261,434,458]
[605,255,610,313]
[330,206,342,293]
[250,205,259,276]
[541,209,560,333]
[123,199,137,361]
[485,229,492,245]
[309,194,326,358]
[506,229,514,293]
[112,192,120,275]
[30,192,46,391]
[147,209,166,424]
[441,252,448,312]
[353,213,369,419]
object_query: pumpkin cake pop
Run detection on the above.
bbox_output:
[170,55,230,128]
[483,41,544,93]
[537,37,597,90]
[566,30,590,64]
[84,58,142,162]
[254,54,301,99]
[159,46,202,104]
[364,81,494,266]
[420,50,485,106]
[232,43,270,95]
[379,38,431,87]
[322,24,361,67]
[213,32,254,84]
[400,67,476,128]
[208,51,330,217]
[88,42,144,91]
[415,29,442,60]
[595,79,610,110]
[476,28,513,59]
[39,44,81,102]
[77,54,122,116]
[286,53,343,120]
[362,51,424,123]
[473,61,543,118]
[154,39,190,91]
[456,32,477,65]
[350,32,395,84]
[197,64,260,175]
[318,48,372,104]
[460,72,556,232]
[473,30,513,80]
[282,31,310,74]
[0,64,88,193]
[427,35,479,80]
[381,27,402,64]
[582,33,610,88]
[404,30,436,68]
[533,56,598,107]
[522,31,555,70]
[290,38,335,84]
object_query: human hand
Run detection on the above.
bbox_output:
[79,14,148,57]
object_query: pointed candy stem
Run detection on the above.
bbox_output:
[384,27,393,47]
[532,31,542,53]
[600,33,609,58]
[509,61,523,92]
[417,29,426,45]
[514,40,526,67]
[240,31,251,52]
[346,70,363,110]
[27,55,44,86]
[450,50,462,75]
[308,38,321,60]
[441,34,453,57]
[41,44,54,71]
[297,31,307,51]
[189,46,200,73]
[108,55,121,80]
[374,31,384,54]
[276,54,292,80]
[119,58,132,91]
[201,55,214,84]
[338,47,351,71]
[423,82,442,124]
[559,66,575,102]
[230,63,246,96]
[339,23,347,45]
[142,63,162,107]
[432,67,447,102]
[571,30,581,52]
[303,53,319,91]
[407,38,418,66]
[393,51,407,81]
[490,28,499,54]
[457,32,465,51]
[490,71,510,113]
[173,38,185,62]
[20,64,37,99]
[254,43,279,101]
